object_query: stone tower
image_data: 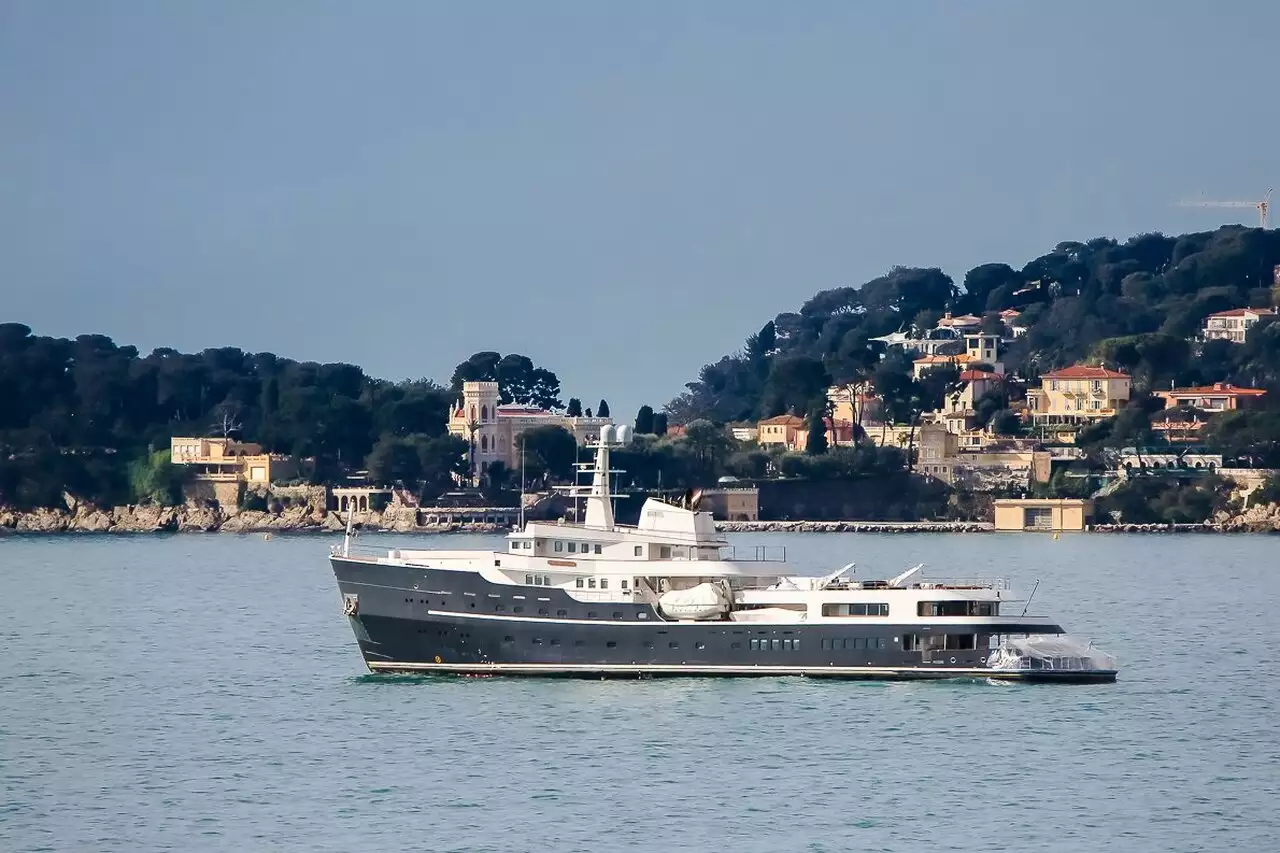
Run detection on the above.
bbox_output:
[460,381,500,478]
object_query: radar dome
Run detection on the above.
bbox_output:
[599,425,617,444]
[615,425,632,444]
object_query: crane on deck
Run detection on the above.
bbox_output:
[1176,188,1272,229]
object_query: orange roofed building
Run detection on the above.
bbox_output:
[1024,365,1131,427]
[1158,383,1266,412]
[756,415,805,451]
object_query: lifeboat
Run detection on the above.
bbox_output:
[658,582,730,620]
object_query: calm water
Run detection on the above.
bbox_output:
[2,531,1277,852]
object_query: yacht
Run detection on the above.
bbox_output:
[330,426,1117,683]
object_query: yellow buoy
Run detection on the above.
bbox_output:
[1052,532,1060,540]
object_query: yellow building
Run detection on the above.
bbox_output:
[993,498,1089,532]
[756,415,805,451]
[1024,365,1131,427]
[170,437,296,484]
[825,385,882,425]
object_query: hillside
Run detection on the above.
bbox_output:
[667,226,1280,424]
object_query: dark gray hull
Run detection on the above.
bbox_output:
[332,556,1114,683]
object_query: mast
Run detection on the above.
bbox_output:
[582,425,631,530]
[518,439,526,530]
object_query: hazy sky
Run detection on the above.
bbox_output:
[3,1,1276,417]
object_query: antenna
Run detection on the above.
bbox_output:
[518,440,526,530]
[1020,578,1041,617]
[1176,188,1272,228]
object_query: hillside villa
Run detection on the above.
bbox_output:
[170,436,299,505]
[1201,307,1275,344]
[756,414,855,451]
[1157,383,1266,412]
[1024,365,1132,435]
[756,415,805,451]
[447,381,613,481]
[912,332,1004,378]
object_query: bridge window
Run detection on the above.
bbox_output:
[634,546,643,556]
[594,544,603,555]
[576,578,584,588]
[568,542,577,553]
[822,603,889,617]
[588,578,597,589]
[600,579,608,589]
[621,580,628,590]
[918,601,998,617]
[554,541,563,553]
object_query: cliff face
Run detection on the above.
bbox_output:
[1212,502,1280,532]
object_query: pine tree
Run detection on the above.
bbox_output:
[635,404,655,434]
[806,407,829,455]
[566,397,582,417]
[597,399,610,418]
[653,412,668,436]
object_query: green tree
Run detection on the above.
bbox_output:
[653,413,669,436]
[805,406,829,455]
[450,351,562,409]
[566,398,583,417]
[129,449,187,505]
[683,419,733,482]
[597,399,610,418]
[366,435,425,485]
[634,404,655,434]
[761,355,831,417]
[516,425,578,482]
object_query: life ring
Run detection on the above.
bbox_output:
[949,656,957,664]
[434,655,442,664]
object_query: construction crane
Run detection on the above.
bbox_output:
[1176,188,1271,229]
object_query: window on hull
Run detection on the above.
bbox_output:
[902,633,978,651]
[821,638,886,651]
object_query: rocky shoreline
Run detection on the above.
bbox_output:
[715,520,993,533]
[0,499,511,536]
[2,500,1277,535]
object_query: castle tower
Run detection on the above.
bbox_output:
[460,381,500,479]
[963,333,1004,374]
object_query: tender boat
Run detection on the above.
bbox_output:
[330,426,1117,683]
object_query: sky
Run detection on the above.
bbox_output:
[3,1,1278,418]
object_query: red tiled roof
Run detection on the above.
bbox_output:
[937,314,982,326]
[1207,307,1275,318]
[959,370,1002,381]
[1163,384,1266,398]
[759,415,804,426]
[1041,365,1130,380]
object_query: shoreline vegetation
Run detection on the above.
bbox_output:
[6,226,1280,532]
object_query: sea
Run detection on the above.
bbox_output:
[1,531,1277,853]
